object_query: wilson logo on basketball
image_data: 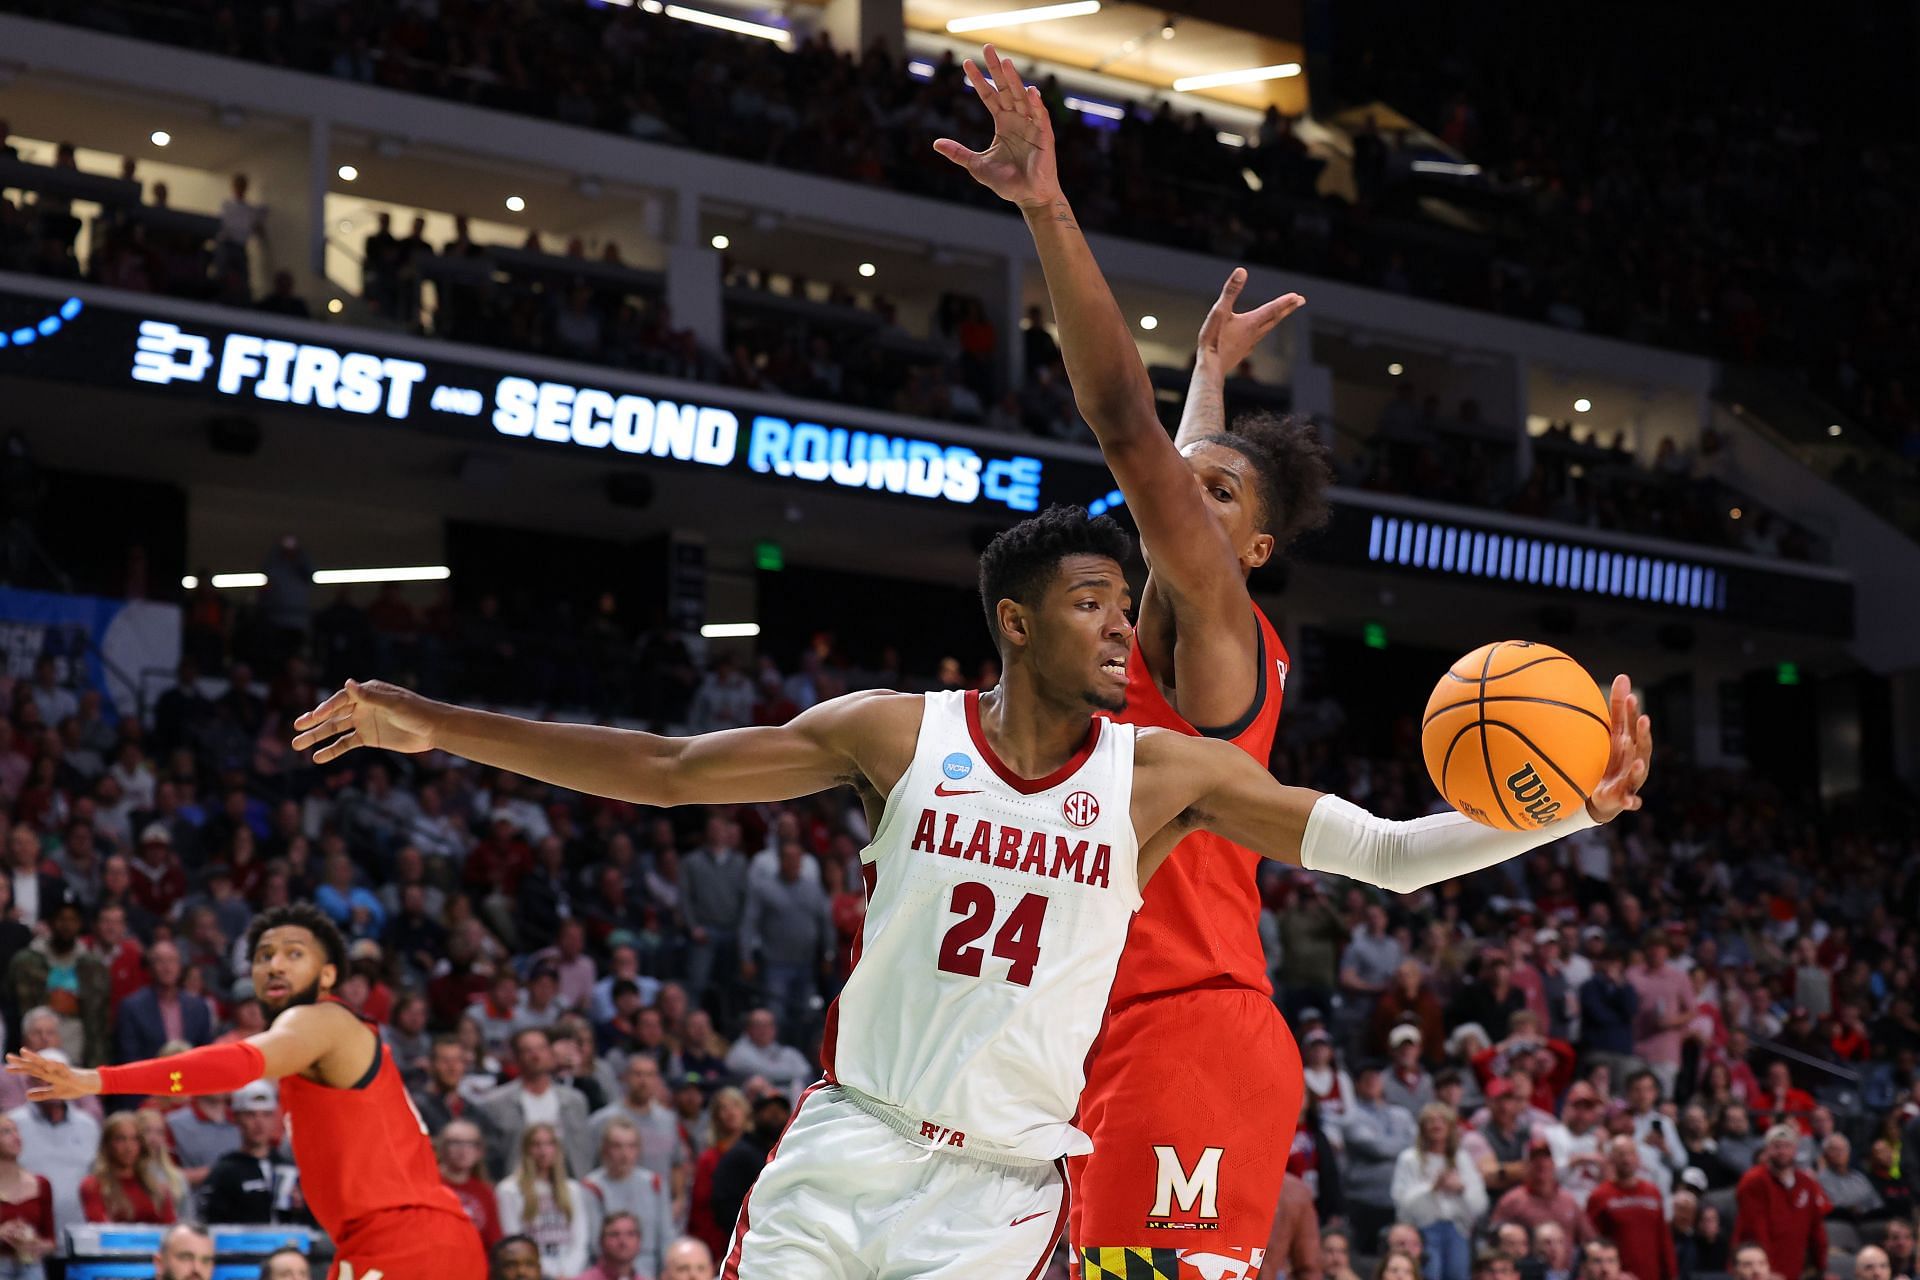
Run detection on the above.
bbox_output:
[1063,791,1099,827]
[1504,762,1562,825]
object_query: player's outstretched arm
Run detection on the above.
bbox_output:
[7,1002,362,1100]
[1138,675,1651,889]
[1174,268,1305,452]
[292,680,900,807]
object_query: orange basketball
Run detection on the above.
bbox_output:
[1421,640,1612,830]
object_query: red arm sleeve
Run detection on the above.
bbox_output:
[96,1041,266,1098]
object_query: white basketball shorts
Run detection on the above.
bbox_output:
[721,1083,1069,1279]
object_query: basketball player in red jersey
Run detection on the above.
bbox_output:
[938,46,1330,1278]
[7,903,486,1280]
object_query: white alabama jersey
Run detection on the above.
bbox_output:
[820,688,1142,1162]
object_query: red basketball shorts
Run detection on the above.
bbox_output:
[327,1206,489,1280]
[1068,988,1303,1280]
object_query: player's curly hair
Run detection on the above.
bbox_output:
[1200,411,1334,555]
[978,505,1133,637]
[245,902,350,976]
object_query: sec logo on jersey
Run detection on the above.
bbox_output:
[943,753,974,780]
[1063,791,1099,827]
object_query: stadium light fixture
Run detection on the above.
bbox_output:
[702,622,762,638]
[1411,160,1483,176]
[710,234,730,249]
[858,262,877,277]
[1216,132,1246,147]
[663,5,791,43]
[327,299,344,314]
[1172,63,1300,93]
[1388,362,1404,376]
[150,131,172,147]
[180,576,198,590]
[1574,397,1592,413]
[908,60,936,79]
[337,165,359,181]
[313,566,452,585]
[211,573,269,589]
[1064,96,1125,121]
[505,195,526,212]
[1139,315,1158,331]
[948,1,1101,34]
[1827,423,1842,437]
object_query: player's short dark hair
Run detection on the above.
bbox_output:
[259,1245,307,1278]
[245,903,349,975]
[978,505,1133,637]
[1201,411,1332,553]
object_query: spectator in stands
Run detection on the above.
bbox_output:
[1586,1136,1674,1280]
[738,841,832,1048]
[1529,1223,1577,1280]
[79,1112,180,1224]
[1816,1133,1882,1222]
[482,1028,594,1182]
[1373,963,1448,1064]
[1757,1060,1817,1134]
[660,1236,716,1280]
[0,1112,54,1278]
[1733,1124,1830,1280]
[259,1246,310,1280]
[496,1123,591,1280]
[213,173,264,300]
[1884,1222,1918,1280]
[1623,1071,1685,1174]
[1392,1103,1487,1280]
[1492,1138,1593,1247]
[1854,1246,1894,1280]
[5,826,64,933]
[151,1223,214,1280]
[492,1234,542,1280]
[165,1082,238,1189]
[116,941,213,1064]
[8,1046,97,1239]
[8,896,108,1067]
[1384,1024,1435,1114]
[1376,1252,1420,1280]
[686,1086,747,1259]
[722,1009,811,1104]
[127,826,187,924]
[709,1092,788,1251]
[589,1057,687,1204]
[681,818,748,1016]
[1344,1059,1415,1247]
[687,656,754,734]
[574,1210,645,1280]
[1322,1228,1360,1280]
[202,1080,302,1224]
[314,851,385,939]
[1279,880,1345,1026]
[439,1118,502,1248]
[1475,1078,1538,1198]
[1715,1103,1761,1174]
[580,1120,671,1280]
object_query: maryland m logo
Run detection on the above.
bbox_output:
[1148,1145,1225,1221]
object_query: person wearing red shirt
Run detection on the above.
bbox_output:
[79,1113,178,1224]
[1732,1125,1830,1280]
[1828,1005,1872,1063]
[1757,1061,1818,1135]
[463,813,532,899]
[1585,1136,1675,1280]
[1472,1012,1577,1113]
[686,1086,748,1259]
[0,1113,56,1272]
[1491,1139,1594,1247]
[91,903,147,1016]
[436,1118,501,1247]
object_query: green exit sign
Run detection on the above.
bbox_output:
[1363,622,1388,650]
[1776,662,1799,685]
[755,541,784,572]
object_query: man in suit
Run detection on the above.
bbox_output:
[115,939,214,1065]
[479,1027,593,1178]
[412,1034,509,1178]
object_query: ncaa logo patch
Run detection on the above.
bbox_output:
[942,753,974,781]
[1063,791,1099,827]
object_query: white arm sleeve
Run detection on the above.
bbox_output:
[1299,794,1598,894]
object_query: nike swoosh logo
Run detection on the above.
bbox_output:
[1010,1210,1050,1227]
[934,783,982,796]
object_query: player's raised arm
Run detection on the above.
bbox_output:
[1136,675,1651,889]
[1174,269,1305,451]
[935,50,1235,561]
[292,680,907,807]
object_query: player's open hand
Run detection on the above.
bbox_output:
[1585,674,1651,824]
[1198,268,1305,370]
[291,678,437,763]
[933,44,1061,212]
[5,1049,102,1101]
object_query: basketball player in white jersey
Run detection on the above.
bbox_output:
[293,507,1651,1279]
